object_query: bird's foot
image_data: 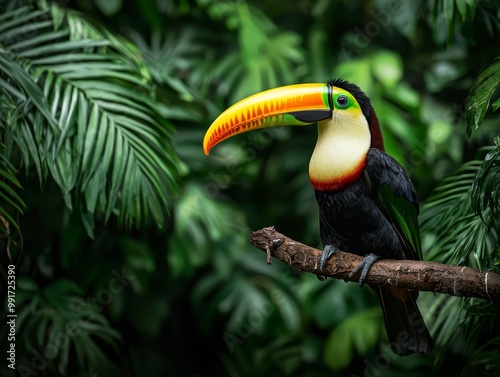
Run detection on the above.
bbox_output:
[318,245,341,281]
[319,245,341,271]
[349,253,380,287]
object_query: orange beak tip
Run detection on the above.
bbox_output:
[202,139,211,155]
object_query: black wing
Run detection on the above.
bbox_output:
[364,148,421,260]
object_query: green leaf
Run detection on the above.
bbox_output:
[335,58,373,95]
[0,53,59,131]
[13,278,122,374]
[372,50,403,88]
[443,0,455,26]
[462,336,500,376]
[324,307,382,370]
[456,0,468,21]
[95,0,123,16]
[493,97,500,111]
[471,142,500,225]
[421,156,499,269]
[466,55,500,137]
[0,156,25,230]
[207,3,304,103]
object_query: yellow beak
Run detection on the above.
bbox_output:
[203,83,334,155]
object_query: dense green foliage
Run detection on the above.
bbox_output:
[0,0,499,376]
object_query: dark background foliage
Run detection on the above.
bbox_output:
[0,0,499,376]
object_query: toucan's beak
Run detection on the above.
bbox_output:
[203,83,333,155]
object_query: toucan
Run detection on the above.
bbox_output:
[203,79,434,355]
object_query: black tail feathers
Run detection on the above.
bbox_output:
[374,286,434,355]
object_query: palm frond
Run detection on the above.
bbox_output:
[9,277,123,374]
[129,29,208,122]
[461,298,500,377]
[0,152,25,232]
[0,86,26,232]
[0,4,179,234]
[466,55,500,137]
[421,146,499,269]
[419,144,500,365]
[472,138,500,226]
[202,1,305,103]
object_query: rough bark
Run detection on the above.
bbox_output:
[250,226,500,303]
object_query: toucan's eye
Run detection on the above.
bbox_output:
[336,94,349,108]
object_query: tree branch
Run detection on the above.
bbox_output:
[250,226,500,303]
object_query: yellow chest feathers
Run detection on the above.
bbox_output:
[308,112,371,191]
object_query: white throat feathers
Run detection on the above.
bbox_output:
[308,111,371,191]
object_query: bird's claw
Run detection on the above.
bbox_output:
[349,253,380,287]
[320,244,341,271]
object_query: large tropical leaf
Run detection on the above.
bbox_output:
[0,3,179,235]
